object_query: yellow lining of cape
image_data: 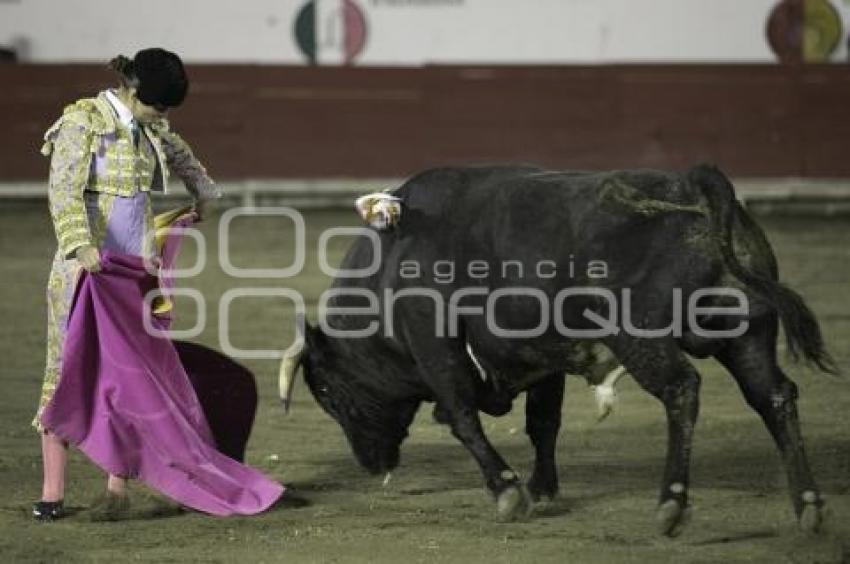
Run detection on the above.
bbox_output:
[151,205,195,315]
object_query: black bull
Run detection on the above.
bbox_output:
[281,164,835,534]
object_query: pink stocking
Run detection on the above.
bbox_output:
[107,474,128,495]
[40,431,68,502]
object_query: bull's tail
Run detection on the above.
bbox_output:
[688,164,837,374]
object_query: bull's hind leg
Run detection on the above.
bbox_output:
[610,338,700,537]
[715,316,824,532]
[525,373,565,502]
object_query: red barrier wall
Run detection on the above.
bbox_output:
[1,64,847,180]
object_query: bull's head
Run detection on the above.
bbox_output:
[279,316,419,475]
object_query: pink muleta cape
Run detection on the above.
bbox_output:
[42,210,284,515]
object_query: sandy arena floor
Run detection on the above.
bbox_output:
[0,203,847,563]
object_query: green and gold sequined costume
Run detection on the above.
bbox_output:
[34,91,219,431]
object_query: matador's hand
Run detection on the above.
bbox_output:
[191,199,207,222]
[76,244,101,273]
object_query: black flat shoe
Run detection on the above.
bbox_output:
[32,500,65,522]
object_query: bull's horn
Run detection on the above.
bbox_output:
[278,333,305,414]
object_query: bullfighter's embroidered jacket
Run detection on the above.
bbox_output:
[41,91,220,256]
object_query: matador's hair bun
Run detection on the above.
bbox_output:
[108,54,135,78]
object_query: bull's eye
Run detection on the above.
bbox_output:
[318,385,329,395]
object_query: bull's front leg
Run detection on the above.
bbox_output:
[525,373,565,502]
[415,345,533,521]
[447,401,534,521]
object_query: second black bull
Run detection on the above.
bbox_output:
[280,164,836,535]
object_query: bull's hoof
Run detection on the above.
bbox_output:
[656,499,691,537]
[529,490,557,504]
[526,475,558,503]
[798,493,824,533]
[496,485,533,522]
[527,485,557,504]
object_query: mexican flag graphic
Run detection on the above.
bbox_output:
[295,0,368,65]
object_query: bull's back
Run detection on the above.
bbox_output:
[392,166,702,286]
